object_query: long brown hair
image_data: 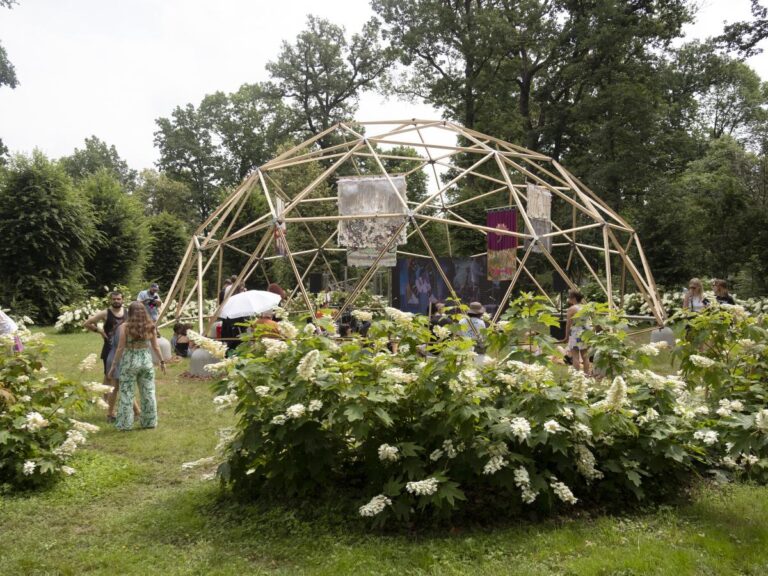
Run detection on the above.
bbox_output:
[125,301,154,341]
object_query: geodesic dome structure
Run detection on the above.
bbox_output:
[158,119,664,332]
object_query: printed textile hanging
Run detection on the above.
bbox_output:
[337,175,408,267]
[524,217,553,254]
[273,196,288,257]
[486,208,517,281]
[526,183,552,221]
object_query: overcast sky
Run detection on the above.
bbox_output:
[0,0,764,171]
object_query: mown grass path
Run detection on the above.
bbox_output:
[1,330,767,575]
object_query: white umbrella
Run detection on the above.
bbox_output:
[219,290,281,319]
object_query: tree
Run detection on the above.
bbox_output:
[80,170,146,292]
[266,16,392,143]
[717,0,768,57]
[154,83,296,224]
[145,212,189,291]
[60,136,138,191]
[0,152,97,323]
[1,0,20,165]
[134,169,197,226]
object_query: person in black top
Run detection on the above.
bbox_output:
[713,279,735,305]
[84,291,126,374]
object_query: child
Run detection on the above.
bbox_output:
[565,289,591,374]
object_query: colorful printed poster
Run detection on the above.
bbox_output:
[487,208,517,280]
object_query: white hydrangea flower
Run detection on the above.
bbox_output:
[262,338,289,358]
[83,381,114,395]
[509,417,532,442]
[483,455,507,475]
[271,414,287,426]
[689,354,716,368]
[429,449,444,461]
[433,325,451,340]
[382,367,418,384]
[308,399,323,412]
[17,375,29,383]
[568,368,592,401]
[497,372,517,386]
[637,407,659,425]
[187,330,228,359]
[303,323,318,335]
[507,360,554,383]
[543,419,564,434]
[459,368,479,386]
[740,453,759,466]
[19,395,31,403]
[23,411,49,431]
[571,422,593,439]
[637,344,659,356]
[442,439,461,459]
[94,398,109,410]
[604,376,628,411]
[78,353,98,372]
[61,466,76,476]
[694,429,719,445]
[253,386,270,397]
[69,419,100,434]
[181,456,216,470]
[278,320,299,340]
[378,444,400,462]
[513,467,538,504]
[351,310,373,323]
[575,444,603,481]
[551,479,578,505]
[296,350,320,381]
[721,455,740,469]
[22,460,36,475]
[405,477,440,496]
[285,403,306,419]
[358,494,391,517]
[754,409,768,433]
[385,307,414,327]
[213,392,238,410]
[651,341,669,351]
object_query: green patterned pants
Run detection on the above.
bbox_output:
[115,348,157,430]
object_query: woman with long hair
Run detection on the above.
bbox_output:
[108,302,165,430]
[683,278,709,312]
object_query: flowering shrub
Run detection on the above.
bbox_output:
[0,330,104,489]
[201,295,768,524]
[55,286,133,333]
[622,289,768,319]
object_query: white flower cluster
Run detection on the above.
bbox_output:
[213,392,238,410]
[673,391,710,420]
[568,369,593,401]
[637,344,660,357]
[543,419,564,434]
[278,320,299,339]
[378,443,400,462]
[204,357,237,375]
[381,367,418,384]
[187,330,228,359]
[483,455,507,475]
[385,307,414,326]
[459,368,479,387]
[358,494,391,517]
[253,386,270,396]
[296,350,320,381]
[303,323,318,335]
[23,411,49,432]
[508,417,531,442]
[53,428,88,459]
[405,477,440,496]
[513,467,537,504]
[694,429,719,446]
[433,325,451,340]
[69,419,100,434]
[754,409,768,433]
[575,444,604,481]
[181,456,216,470]
[215,427,236,453]
[285,403,306,419]
[571,422,593,440]
[430,439,463,461]
[83,381,114,395]
[271,414,287,426]
[593,376,628,412]
[716,398,745,417]
[78,353,98,372]
[689,354,716,369]
[262,338,288,358]
[351,310,373,323]
[23,460,36,475]
[637,407,660,425]
[308,399,323,412]
[506,360,554,383]
[550,479,578,505]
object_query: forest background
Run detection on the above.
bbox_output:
[0,0,767,324]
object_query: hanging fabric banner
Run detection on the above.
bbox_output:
[337,175,408,267]
[526,183,552,221]
[525,217,553,254]
[274,196,288,257]
[487,208,517,281]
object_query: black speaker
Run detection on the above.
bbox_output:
[553,272,569,293]
[309,273,323,293]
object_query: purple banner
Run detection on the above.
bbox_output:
[487,208,517,281]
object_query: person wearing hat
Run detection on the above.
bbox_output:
[458,301,487,342]
[138,283,163,323]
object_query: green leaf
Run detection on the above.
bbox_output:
[372,407,393,427]
[343,404,365,422]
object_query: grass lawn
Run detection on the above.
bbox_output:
[1,329,767,575]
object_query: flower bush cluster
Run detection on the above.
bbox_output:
[208,295,767,524]
[622,289,768,318]
[1,330,102,489]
